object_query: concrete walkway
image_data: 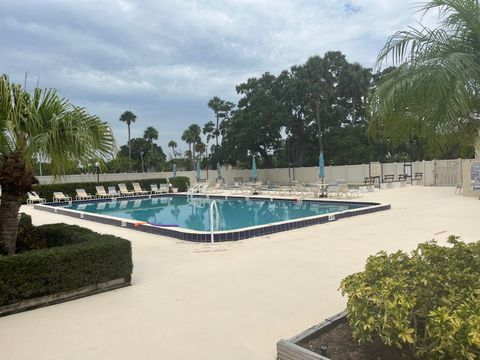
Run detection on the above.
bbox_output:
[0,187,478,360]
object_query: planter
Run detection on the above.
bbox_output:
[277,310,346,360]
[0,277,130,317]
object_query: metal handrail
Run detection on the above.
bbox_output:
[209,200,220,243]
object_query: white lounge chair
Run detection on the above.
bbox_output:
[150,184,162,194]
[132,182,149,195]
[27,191,46,204]
[53,192,72,202]
[95,186,110,199]
[159,183,169,193]
[76,189,94,200]
[108,186,120,198]
[118,183,135,197]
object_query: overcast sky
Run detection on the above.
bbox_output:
[1,0,429,157]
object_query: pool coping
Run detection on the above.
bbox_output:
[33,194,391,242]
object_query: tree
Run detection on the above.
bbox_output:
[181,129,193,164]
[188,124,202,161]
[143,126,158,153]
[0,75,115,254]
[119,111,136,161]
[369,0,480,157]
[168,140,178,159]
[202,121,215,161]
[207,96,234,147]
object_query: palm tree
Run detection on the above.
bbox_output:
[207,97,234,147]
[181,129,193,164]
[168,140,177,159]
[369,0,480,155]
[119,111,136,160]
[0,75,115,254]
[203,121,215,159]
[188,124,202,161]
[143,126,159,153]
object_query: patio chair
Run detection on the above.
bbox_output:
[118,183,136,197]
[159,183,169,193]
[132,182,149,195]
[107,186,121,198]
[53,192,72,202]
[27,191,46,204]
[95,186,110,198]
[150,184,162,194]
[76,189,94,200]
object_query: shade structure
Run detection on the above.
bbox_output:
[196,160,201,183]
[216,162,222,179]
[319,152,325,179]
[172,163,177,179]
[252,157,257,181]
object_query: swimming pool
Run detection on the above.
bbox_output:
[34,194,390,242]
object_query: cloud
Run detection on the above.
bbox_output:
[0,0,427,153]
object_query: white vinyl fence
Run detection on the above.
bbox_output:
[37,159,467,188]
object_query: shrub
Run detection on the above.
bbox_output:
[29,176,190,202]
[15,213,45,253]
[0,224,133,307]
[340,236,480,360]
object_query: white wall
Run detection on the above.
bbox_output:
[37,159,471,191]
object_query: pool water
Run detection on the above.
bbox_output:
[64,195,367,231]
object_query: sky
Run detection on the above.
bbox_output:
[0,0,431,158]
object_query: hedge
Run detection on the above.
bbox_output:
[340,236,480,360]
[30,176,190,202]
[0,224,133,307]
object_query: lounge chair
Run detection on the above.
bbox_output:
[75,189,94,200]
[53,192,72,202]
[107,186,120,198]
[27,191,46,204]
[95,186,111,198]
[159,183,169,193]
[150,184,162,194]
[118,183,135,197]
[132,182,149,195]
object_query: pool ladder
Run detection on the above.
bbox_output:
[209,200,220,243]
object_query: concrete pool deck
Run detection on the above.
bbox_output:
[1,186,478,360]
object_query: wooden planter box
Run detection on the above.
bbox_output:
[277,310,347,360]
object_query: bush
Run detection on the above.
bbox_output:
[29,176,190,202]
[340,236,480,360]
[0,224,133,307]
[15,213,45,253]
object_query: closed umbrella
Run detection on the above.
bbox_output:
[319,152,325,197]
[252,157,257,182]
[216,162,222,179]
[172,163,177,179]
[196,160,201,183]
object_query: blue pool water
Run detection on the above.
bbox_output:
[63,196,367,231]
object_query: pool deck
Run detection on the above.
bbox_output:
[1,186,478,360]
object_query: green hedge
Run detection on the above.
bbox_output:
[30,176,190,202]
[0,224,133,307]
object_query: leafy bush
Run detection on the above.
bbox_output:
[340,236,480,360]
[0,224,133,307]
[29,176,190,202]
[15,213,45,253]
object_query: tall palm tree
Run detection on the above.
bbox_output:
[119,111,136,160]
[207,97,234,147]
[168,140,177,159]
[143,126,158,153]
[181,129,193,164]
[203,121,215,159]
[0,75,115,254]
[188,123,202,161]
[369,0,480,155]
